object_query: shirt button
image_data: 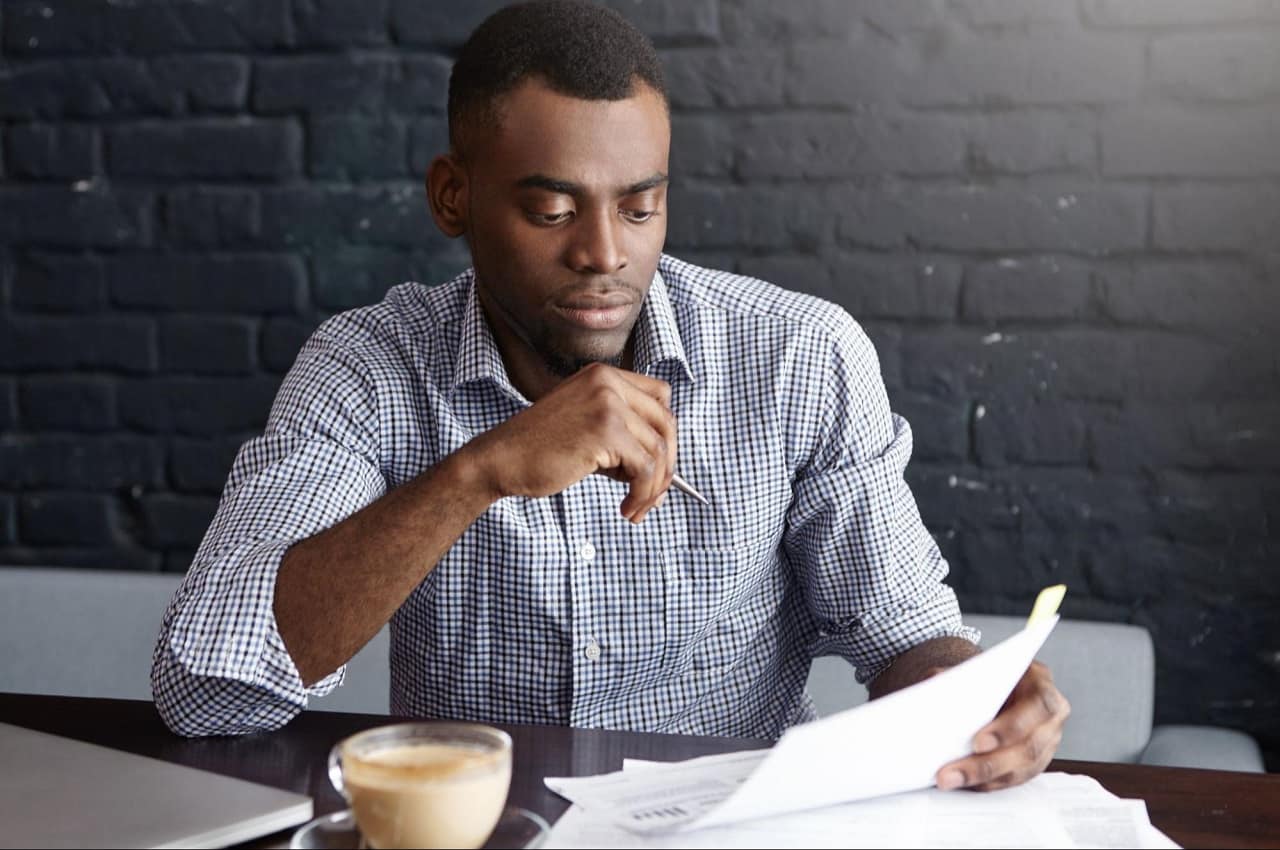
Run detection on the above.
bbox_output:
[578,541,596,562]
[585,638,601,661]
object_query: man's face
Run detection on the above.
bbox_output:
[454,78,670,380]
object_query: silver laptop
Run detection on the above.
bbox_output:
[0,722,314,849]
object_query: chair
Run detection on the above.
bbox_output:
[0,566,390,714]
[0,568,1265,771]
[805,613,1265,772]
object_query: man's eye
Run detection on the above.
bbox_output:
[620,209,656,223]
[530,211,573,225]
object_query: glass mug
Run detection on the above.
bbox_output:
[328,722,513,849]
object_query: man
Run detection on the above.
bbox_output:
[152,1,1068,793]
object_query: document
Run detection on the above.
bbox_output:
[544,770,1181,849]
[547,604,1061,834]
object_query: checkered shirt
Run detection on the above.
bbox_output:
[151,254,977,738]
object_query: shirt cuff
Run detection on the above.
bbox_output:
[817,584,981,685]
[168,539,345,705]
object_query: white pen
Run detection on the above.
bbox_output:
[671,472,709,506]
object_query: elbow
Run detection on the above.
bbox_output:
[151,651,301,738]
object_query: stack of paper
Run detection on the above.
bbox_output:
[543,586,1177,848]
[545,766,1178,849]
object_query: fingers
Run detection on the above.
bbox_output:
[589,368,676,522]
[581,366,675,517]
[937,721,1062,792]
[614,369,673,410]
[936,663,1071,792]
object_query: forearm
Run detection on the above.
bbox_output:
[867,636,980,700]
[275,446,499,686]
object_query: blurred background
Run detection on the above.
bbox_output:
[0,1,1277,767]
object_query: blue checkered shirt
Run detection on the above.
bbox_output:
[152,254,975,738]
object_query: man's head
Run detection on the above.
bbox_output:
[427,1,671,394]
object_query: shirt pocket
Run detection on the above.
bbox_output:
[662,545,750,674]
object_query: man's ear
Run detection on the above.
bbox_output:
[426,153,468,238]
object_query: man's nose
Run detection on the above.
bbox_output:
[566,208,627,275]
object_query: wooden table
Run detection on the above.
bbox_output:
[2,693,1276,849]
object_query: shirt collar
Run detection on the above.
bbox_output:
[630,268,694,385]
[448,266,694,401]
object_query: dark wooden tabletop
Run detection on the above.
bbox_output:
[2,693,1277,849]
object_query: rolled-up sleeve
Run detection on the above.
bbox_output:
[151,331,387,737]
[784,315,979,685]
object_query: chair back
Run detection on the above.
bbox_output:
[0,567,389,714]
[806,613,1155,763]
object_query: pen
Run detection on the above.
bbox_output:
[671,472,710,506]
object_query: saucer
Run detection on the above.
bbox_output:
[289,805,550,849]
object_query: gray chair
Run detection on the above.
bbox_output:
[0,567,1265,772]
[805,613,1265,772]
[0,566,390,714]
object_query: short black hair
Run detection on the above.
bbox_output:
[447,1,668,154]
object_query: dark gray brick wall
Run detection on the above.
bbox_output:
[1,0,1277,767]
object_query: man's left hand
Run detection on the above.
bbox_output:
[936,660,1071,791]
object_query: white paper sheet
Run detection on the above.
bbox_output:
[544,769,1182,850]
[546,614,1059,835]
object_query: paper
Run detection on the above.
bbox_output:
[545,769,1181,850]
[547,613,1060,834]
[1028,584,1067,626]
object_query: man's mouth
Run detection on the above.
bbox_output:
[552,295,636,330]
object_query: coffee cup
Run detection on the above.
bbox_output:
[328,722,513,849]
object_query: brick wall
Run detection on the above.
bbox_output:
[1,1,1277,766]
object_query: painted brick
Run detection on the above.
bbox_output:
[19,378,115,432]
[0,186,150,248]
[163,188,260,247]
[20,493,121,545]
[661,48,785,109]
[4,0,290,55]
[140,494,219,548]
[736,111,967,179]
[1103,106,1280,177]
[11,254,107,313]
[170,436,248,493]
[310,117,409,179]
[107,120,302,179]
[118,377,282,436]
[839,183,1147,253]
[1082,0,1280,28]
[294,0,390,47]
[720,0,858,42]
[107,255,305,314]
[0,316,156,373]
[0,436,164,490]
[1153,186,1280,251]
[829,255,964,321]
[1150,33,1280,101]
[962,257,1097,321]
[159,317,258,375]
[911,30,1143,106]
[7,124,98,179]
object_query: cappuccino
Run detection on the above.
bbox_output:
[342,741,511,849]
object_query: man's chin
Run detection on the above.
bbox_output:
[543,350,624,378]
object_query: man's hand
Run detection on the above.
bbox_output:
[460,362,676,523]
[936,660,1071,791]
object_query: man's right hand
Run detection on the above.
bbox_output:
[460,363,677,523]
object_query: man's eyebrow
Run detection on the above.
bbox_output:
[623,172,669,195]
[516,174,582,195]
[515,172,669,197]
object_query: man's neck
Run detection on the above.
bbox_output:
[478,304,636,402]
[499,337,636,402]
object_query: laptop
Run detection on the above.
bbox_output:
[0,722,314,849]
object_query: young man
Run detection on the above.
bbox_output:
[153,1,1068,793]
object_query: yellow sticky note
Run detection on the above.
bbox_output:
[1027,584,1066,626]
